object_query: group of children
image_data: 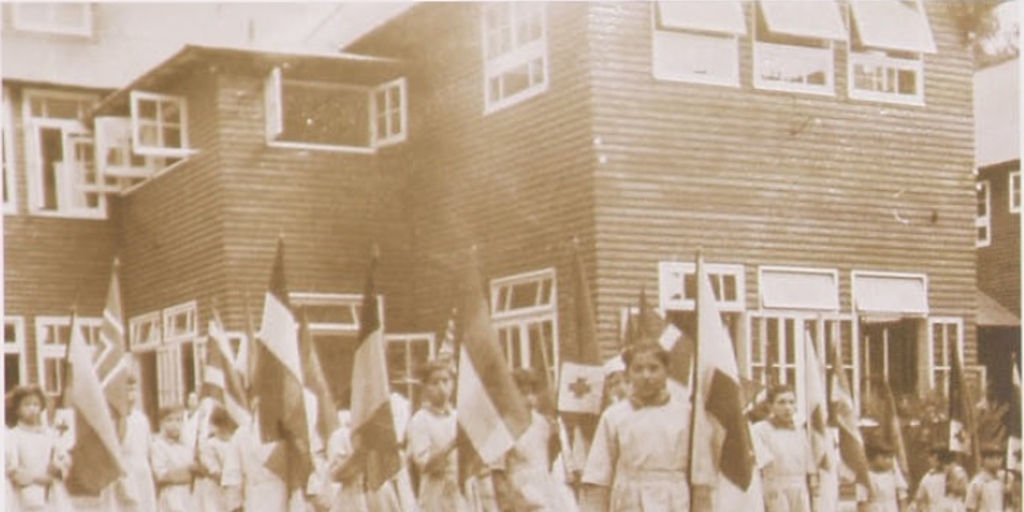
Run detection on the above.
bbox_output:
[5,342,1022,512]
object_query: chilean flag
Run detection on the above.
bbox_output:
[203,309,252,429]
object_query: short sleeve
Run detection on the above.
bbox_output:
[964,478,981,509]
[5,430,19,475]
[581,409,617,487]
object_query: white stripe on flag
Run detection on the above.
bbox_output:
[350,328,390,428]
[659,323,682,351]
[260,292,303,382]
[457,344,518,464]
[304,388,322,453]
[100,358,128,388]
[103,310,125,335]
[205,365,226,388]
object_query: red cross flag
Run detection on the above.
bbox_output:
[557,362,605,414]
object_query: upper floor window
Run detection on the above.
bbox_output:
[22,89,106,219]
[491,268,558,384]
[264,68,408,153]
[847,0,936,105]
[481,2,548,114]
[651,1,745,87]
[5,317,27,394]
[977,180,991,247]
[753,0,847,95]
[1011,171,1021,214]
[11,3,93,37]
[3,87,16,214]
[94,116,170,192]
[130,91,193,158]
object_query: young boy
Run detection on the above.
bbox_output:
[150,406,199,512]
[965,444,1009,512]
[857,440,908,512]
[405,360,467,512]
[751,385,817,512]
[913,444,967,512]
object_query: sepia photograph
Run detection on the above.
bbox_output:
[2,1,1022,512]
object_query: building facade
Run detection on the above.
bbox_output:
[5,2,984,427]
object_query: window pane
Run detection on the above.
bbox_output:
[162,100,181,125]
[4,322,16,342]
[281,83,370,147]
[509,281,540,310]
[139,124,160,147]
[138,99,158,120]
[510,327,522,367]
[5,353,20,394]
[722,274,737,302]
[501,63,532,98]
[683,273,696,301]
[897,69,917,95]
[45,98,84,120]
[163,127,182,149]
[44,358,62,394]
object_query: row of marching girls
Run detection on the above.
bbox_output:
[912,441,1020,512]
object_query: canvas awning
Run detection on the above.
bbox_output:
[758,0,848,41]
[853,273,928,316]
[849,0,937,53]
[977,289,1020,327]
[760,268,839,310]
[657,1,747,35]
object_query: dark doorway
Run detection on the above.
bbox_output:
[861,319,919,397]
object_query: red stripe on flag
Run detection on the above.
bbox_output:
[97,260,130,418]
[705,368,755,489]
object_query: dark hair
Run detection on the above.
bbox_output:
[417,360,452,384]
[511,368,540,393]
[6,385,46,426]
[622,342,669,370]
[158,405,185,422]
[865,440,895,459]
[208,406,237,432]
[766,384,796,404]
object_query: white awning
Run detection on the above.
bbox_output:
[760,268,839,310]
[853,273,929,316]
[849,0,937,53]
[657,1,747,36]
[758,0,848,41]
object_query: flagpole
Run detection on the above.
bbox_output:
[688,249,703,512]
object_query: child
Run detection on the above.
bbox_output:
[856,441,908,512]
[751,384,817,512]
[195,406,241,512]
[110,374,158,512]
[581,342,691,512]
[405,360,468,512]
[150,406,199,512]
[496,368,579,512]
[965,444,1009,512]
[5,384,71,512]
[913,445,967,512]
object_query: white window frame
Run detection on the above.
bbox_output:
[758,266,840,311]
[22,89,105,219]
[1010,171,1021,214]
[35,316,103,396]
[289,292,383,335]
[5,317,28,388]
[11,3,93,37]
[129,90,194,158]
[490,268,559,382]
[481,2,550,114]
[977,180,991,248]
[927,317,963,392]
[848,49,925,106]
[752,3,837,96]
[94,116,163,192]
[129,310,162,351]
[385,333,436,399]
[370,78,408,147]
[264,68,407,154]
[658,261,746,313]
[650,3,742,87]
[3,87,16,214]
[851,270,929,317]
[162,301,198,344]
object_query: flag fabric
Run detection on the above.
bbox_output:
[827,335,870,488]
[349,253,402,490]
[63,313,127,495]
[97,259,131,419]
[690,255,756,491]
[455,251,532,484]
[1007,353,1021,471]
[255,239,314,491]
[803,330,830,471]
[298,308,339,453]
[557,244,604,416]
[867,377,909,476]
[438,307,457,361]
[949,347,980,469]
[203,309,251,429]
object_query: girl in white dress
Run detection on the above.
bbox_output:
[406,360,468,512]
[5,385,72,512]
[856,441,907,512]
[195,406,241,512]
[150,406,199,512]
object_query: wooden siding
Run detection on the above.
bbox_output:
[978,163,1021,315]
[350,3,600,344]
[583,2,978,361]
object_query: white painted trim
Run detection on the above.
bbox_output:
[162,301,198,344]
[481,3,550,115]
[926,316,964,390]
[289,291,385,334]
[752,41,836,96]
[658,261,746,312]
[371,77,409,147]
[11,3,93,37]
[4,316,28,387]
[384,332,437,395]
[3,87,17,215]
[130,90,192,157]
[489,267,559,378]
[850,270,929,316]
[977,180,992,247]
[847,50,925,106]
[757,265,840,311]
[265,140,377,155]
[34,316,103,395]
[1010,171,1021,214]
[129,310,163,351]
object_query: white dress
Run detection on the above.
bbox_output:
[107,408,158,512]
[224,421,289,512]
[195,435,239,512]
[406,405,468,512]
[503,411,579,512]
[5,424,72,512]
[150,434,197,512]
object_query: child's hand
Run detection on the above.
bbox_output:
[9,470,33,487]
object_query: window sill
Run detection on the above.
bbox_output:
[27,209,108,221]
[483,83,549,116]
[653,71,741,88]
[266,140,377,155]
[753,79,836,97]
[848,90,925,107]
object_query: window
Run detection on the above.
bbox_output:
[491,269,558,384]
[162,301,197,344]
[977,180,991,247]
[929,317,963,394]
[848,0,935,105]
[94,116,166,192]
[852,271,929,317]
[130,91,192,158]
[11,3,92,37]
[22,90,105,218]
[753,0,847,95]
[129,303,201,409]
[1011,171,1021,214]
[35,316,102,396]
[3,87,16,214]
[264,68,408,153]
[129,311,162,350]
[658,262,746,312]
[758,267,839,311]
[651,1,745,86]
[859,318,921,397]
[481,2,548,113]
[5,317,27,394]
[385,334,436,400]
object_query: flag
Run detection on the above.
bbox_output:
[455,251,532,484]
[242,289,259,395]
[949,347,979,469]
[349,252,402,490]
[636,287,664,343]
[1007,353,1021,471]
[298,308,339,453]
[803,330,830,470]
[203,309,251,428]
[97,259,131,418]
[255,238,314,491]
[63,313,127,495]
[438,307,457,361]
[690,254,755,491]
[866,377,909,476]
[827,335,870,488]
[557,243,604,416]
